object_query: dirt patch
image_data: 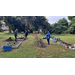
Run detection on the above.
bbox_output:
[5,37,13,42]
[17,38,26,41]
[32,34,38,36]
[5,37,26,42]
[12,42,22,49]
[35,36,47,48]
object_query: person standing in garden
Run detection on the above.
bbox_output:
[46,31,51,45]
[14,29,18,42]
[28,30,30,34]
[25,30,28,39]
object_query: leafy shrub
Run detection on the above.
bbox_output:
[63,30,69,34]
[11,37,15,41]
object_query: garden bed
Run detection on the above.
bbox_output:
[5,37,13,42]
[55,38,74,49]
[5,37,25,42]
[12,42,22,49]
[2,41,22,52]
[35,36,47,48]
[3,41,22,49]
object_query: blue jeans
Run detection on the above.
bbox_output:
[47,39,50,44]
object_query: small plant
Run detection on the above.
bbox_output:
[5,44,12,47]
[51,35,55,38]
[11,37,15,41]
[38,33,41,39]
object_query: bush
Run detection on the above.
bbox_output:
[63,30,69,34]
[30,29,33,33]
[11,37,15,41]
[38,33,41,39]
[41,32,46,35]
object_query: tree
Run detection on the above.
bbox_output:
[68,16,73,21]
[58,18,68,27]
[68,16,75,21]
[68,17,75,34]
[32,16,48,31]
[23,16,36,30]
[0,16,52,33]
[3,16,13,33]
[11,16,26,32]
[0,21,3,32]
[51,18,68,34]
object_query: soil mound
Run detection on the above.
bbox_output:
[5,37,13,41]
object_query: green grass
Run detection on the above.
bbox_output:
[0,34,39,58]
[38,33,41,39]
[55,34,75,44]
[0,33,75,58]
[37,34,75,58]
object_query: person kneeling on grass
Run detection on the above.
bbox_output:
[46,31,51,45]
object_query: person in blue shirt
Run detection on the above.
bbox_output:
[14,29,18,42]
[46,31,51,45]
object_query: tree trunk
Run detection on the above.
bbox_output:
[4,17,11,33]
[25,18,30,30]
[25,17,27,30]
[9,26,11,33]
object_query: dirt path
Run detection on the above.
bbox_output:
[32,34,46,57]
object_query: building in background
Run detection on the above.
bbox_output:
[1,21,9,31]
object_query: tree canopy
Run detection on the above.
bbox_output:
[0,16,51,33]
[68,17,75,34]
[51,18,68,34]
[0,16,75,34]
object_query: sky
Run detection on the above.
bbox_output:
[46,16,70,24]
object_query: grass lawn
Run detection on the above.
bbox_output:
[54,34,75,44]
[0,33,75,58]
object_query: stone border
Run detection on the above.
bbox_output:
[52,38,74,49]
[12,42,22,49]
